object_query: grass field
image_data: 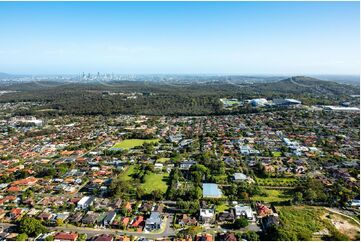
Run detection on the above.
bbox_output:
[275,206,359,241]
[251,189,292,202]
[255,177,298,187]
[119,165,137,181]
[141,172,169,194]
[276,206,325,240]
[112,139,159,149]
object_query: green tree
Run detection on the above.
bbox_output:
[152,189,163,201]
[294,192,303,203]
[110,177,130,198]
[234,217,249,229]
[77,233,87,241]
[56,218,64,227]
[242,231,259,241]
[136,187,145,199]
[15,233,28,241]
[44,236,54,241]
[18,217,48,237]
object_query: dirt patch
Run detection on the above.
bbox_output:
[322,212,360,240]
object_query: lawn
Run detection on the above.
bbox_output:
[119,165,137,181]
[255,177,298,187]
[216,203,230,213]
[140,172,169,194]
[251,189,292,203]
[112,139,159,149]
[271,151,282,157]
[156,158,170,163]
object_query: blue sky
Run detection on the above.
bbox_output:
[0,1,359,75]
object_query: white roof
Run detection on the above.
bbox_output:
[78,196,91,205]
[200,209,215,218]
[234,205,253,218]
[234,173,248,180]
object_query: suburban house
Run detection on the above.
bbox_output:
[9,208,23,220]
[130,216,144,228]
[144,211,162,231]
[195,233,213,241]
[154,163,164,171]
[261,214,280,230]
[233,173,249,182]
[103,211,116,226]
[77,196,95,210]
[54,232,78,241]
[180,160,196,170]
[218,232,237,241]
[217,210,235,223]
[256,203,273,218]
[234,205,254,220]
[199,208,215,224]
[81,212,98,225]
[93,234,113,241]
[178,214,198,227]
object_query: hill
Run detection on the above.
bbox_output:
[247,76,359,96]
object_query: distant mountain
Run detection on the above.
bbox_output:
[247,76,359,96]
[310,75,360,86]
[0,72,28,79]
[0,72,15,79]
[2,80,69,91]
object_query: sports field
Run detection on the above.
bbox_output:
[112,139,159,149]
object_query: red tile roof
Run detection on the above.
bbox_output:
[54,232,78,241]
[131,216,144,227]
[122,217,130,226]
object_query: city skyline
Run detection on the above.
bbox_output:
[0,1,359,75]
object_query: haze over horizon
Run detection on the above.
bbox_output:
[0,1,359,75]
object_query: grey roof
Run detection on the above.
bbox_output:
[104,211,116,222]
[146,212,162,225]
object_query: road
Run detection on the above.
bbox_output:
[0,214,175,240]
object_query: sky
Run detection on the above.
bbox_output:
[0,1,359,75]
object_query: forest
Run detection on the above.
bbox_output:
[0,76,358,116]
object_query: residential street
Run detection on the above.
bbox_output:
[0,214,175,239]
